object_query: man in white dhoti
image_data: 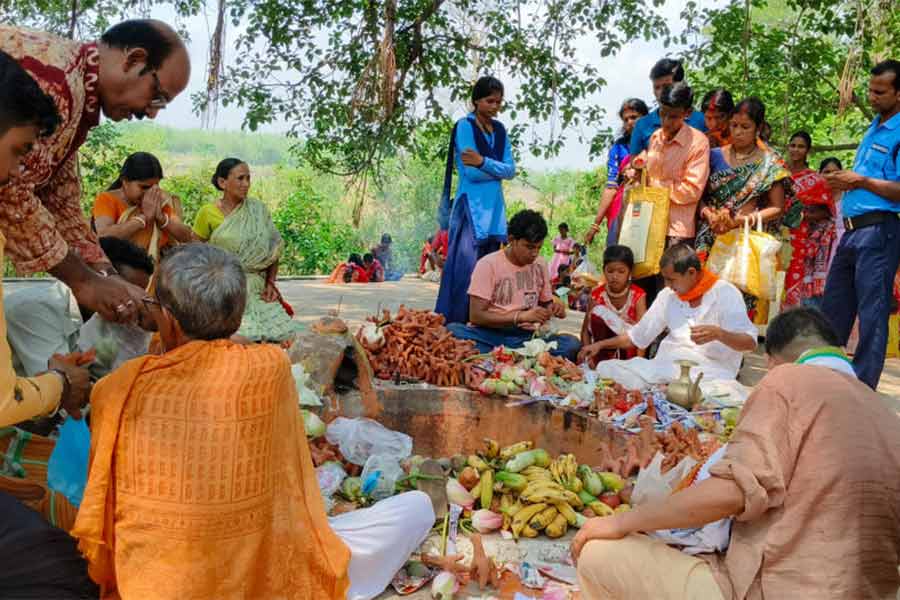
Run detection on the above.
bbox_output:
[579,244,757,389]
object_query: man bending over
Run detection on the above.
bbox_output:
[73,243,434,600]
[572,307,900,599]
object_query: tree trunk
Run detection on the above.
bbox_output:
[67,0,78,39]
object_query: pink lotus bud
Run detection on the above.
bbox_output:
[431,570,459,599]
[471,509,503,533]
[445,478,474,509]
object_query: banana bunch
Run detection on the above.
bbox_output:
[461,439,622,540]
[549,454,583,493]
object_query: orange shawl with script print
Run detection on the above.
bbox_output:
[71,340,351,599]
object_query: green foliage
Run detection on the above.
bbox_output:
[78,122,134,213]
[120,123,294,166]
[218,0,687,176]
[525,168,608,267]
[272,175,360,275]
[684,0,894,165]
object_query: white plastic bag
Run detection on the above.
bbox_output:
[316,461,347,498]
[648,446,732,554]
[360,454,405,501]
[631,452,697,506]
[325,417,413,466]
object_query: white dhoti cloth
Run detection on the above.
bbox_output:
[330,491,435,600]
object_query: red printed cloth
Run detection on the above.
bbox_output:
[587,283,646,362]
[0,26,105,273]
[784,171,835,307]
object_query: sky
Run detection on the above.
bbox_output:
[148,0,724,172]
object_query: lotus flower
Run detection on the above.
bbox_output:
[445,478,474,509]
[471,509,503,533]
[431,570,459,599]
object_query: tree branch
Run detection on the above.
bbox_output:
[822,75,873,121]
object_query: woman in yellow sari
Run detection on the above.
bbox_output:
[193,158,301,342]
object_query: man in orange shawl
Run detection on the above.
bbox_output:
[591,244,758,390]
[72,243,434,599]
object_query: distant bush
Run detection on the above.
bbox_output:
[272,174,360,275]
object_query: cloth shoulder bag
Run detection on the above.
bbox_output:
[617,169,670,279]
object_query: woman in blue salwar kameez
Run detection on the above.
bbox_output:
[436,76,517,324]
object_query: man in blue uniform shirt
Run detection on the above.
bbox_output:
[629,58,707,156]
[822,59,900,389]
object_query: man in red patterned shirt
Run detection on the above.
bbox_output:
[0,20,190,324]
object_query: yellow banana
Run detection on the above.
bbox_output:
[480,469,494,509]
[588,500,615,517]
[615,503,631,513]
[471,475,483,500]
[468,454,490,472]
[529,506,558,531]
[503,500,524,518]
[521,485,565,502]
[483,438,500,460]
[566,476,583,494]
[500,441,533,461]
[549,460,562,484]
[523,478,564,491]
[512,502,547,538]
[521,488,570,505]
[545,513,568,538]
[562,490,584,509]
[554,501,578,526]
[521,523,539,538]
[522,466,553,481]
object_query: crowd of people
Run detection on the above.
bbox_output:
[0,15,895,600]
[435,57,900,393]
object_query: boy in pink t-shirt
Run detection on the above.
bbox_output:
[446,210,581,360]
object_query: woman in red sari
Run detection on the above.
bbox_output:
[579,245,647,366]
[782,131,836,309]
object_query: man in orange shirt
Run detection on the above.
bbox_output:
[636,82,710,246]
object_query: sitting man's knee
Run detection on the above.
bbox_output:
[405,490,436,529]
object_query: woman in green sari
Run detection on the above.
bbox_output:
[193,158,301,342]
[695,98,801,319]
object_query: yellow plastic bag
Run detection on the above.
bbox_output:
[707,216,781,300]
[618,171,670,279]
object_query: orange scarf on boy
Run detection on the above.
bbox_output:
[678,269,718,302]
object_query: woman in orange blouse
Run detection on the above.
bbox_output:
[92,152,194,260]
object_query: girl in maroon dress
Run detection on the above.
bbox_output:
[579,245,647,366]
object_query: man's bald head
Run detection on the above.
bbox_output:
[97,19,191,121]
